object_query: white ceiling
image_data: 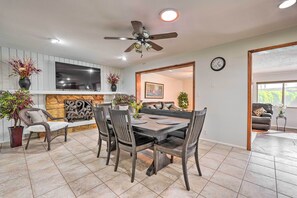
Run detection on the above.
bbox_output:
[253,45,297,73]
[0,0,297,67]
[156,66,193,80]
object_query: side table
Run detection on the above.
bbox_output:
[276,116,287,131]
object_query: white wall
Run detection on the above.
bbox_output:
[0,46,122,142]
[182,78,193,111]
[141,73,183,105]
[253,70,297,129]
[122,26,297,148]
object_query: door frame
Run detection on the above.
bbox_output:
[247,41,297,150]
[135,61,196,109]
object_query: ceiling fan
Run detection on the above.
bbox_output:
[104,21,178,57]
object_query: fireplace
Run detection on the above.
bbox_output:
[64,100,93,122]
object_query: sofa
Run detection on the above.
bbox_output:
[252,103,273,130]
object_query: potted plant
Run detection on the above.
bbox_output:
[8,57,41,90]
[178,92,189,110]
[277,104,287,117]
[0,89,33,147]
[107,73,120,92]
[113,94,135,106]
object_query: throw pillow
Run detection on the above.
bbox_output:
[163,103,173,109]
[169,104,181,111]
[147,105,156,109]
[27,110,47,123]
[253,107,266,117]
[162,106,169,110]
[154,103,162,109]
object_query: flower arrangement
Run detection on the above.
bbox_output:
[0,89,34,127]
[113,94,135,105]
[8,57,41,79]
[277,104,286,117]
[107,73,120,85]
[131,101,143,119]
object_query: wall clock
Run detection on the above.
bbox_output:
[210,57,226,71]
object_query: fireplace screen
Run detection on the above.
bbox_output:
[64,100,93,122]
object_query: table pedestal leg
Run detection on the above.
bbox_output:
[146,153,171,176]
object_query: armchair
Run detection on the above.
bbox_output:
[252,103,273,130]
[19,108,68,151]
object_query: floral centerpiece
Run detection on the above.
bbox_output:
[0,89,34,147]
[131,101,143,119]
[8,57,41,90]
[277,104,286,117]
[107,73,120,92]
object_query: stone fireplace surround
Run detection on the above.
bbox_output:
[46,94,104,132]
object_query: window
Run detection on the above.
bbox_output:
[257,81,297,107]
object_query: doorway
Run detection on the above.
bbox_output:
[136,62,195,110]
[247,41,297,153]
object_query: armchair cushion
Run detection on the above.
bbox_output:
[26,122,68,132]
[253,107,266,117]
[261,113,272,118]
[27,110,47,123]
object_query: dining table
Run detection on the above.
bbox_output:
[109,113,190,176]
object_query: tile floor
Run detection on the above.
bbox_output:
[1,129,297,198]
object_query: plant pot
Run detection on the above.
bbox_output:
[111,84,117,92]
[19,77,31,90]
[8,126,24,148]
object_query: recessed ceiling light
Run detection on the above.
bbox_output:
[160,9,179,22]
[66,77,71,81]
[121,56,127,61]
[279,0,296,9]
[50,38,61,44]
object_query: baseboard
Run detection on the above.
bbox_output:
[200,137,246,150]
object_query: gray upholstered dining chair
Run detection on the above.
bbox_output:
[153,108,207,191]
[19,108,68,151]
[93,106,115,165]
[109,109,155,182]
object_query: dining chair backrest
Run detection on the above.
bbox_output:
[95,103,112,117]
[183,108,207,152]
[109,109,135,146]
[93,106,109,136]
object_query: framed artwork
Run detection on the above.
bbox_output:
[145,82,164,99]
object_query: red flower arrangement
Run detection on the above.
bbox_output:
[8,57,41,79]
[107,73,120,85]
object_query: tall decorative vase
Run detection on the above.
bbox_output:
[8,126,24,148]
[19,77,31,90]
[111,84,117,92]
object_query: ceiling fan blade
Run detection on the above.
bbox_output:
[124,43,135,52]
[104,37,135,40]
[131,21,143,34]
[149,32,178,40]
[147,41,163,51]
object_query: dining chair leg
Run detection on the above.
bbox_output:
[43,136,47,142]
[153,147,158,175]
[170,155,174,163]
[97,137,102,158]
[182,156,190,191]
[25,132,33,150]
[106,139,111,165]
[195,149,202,176]
[131,151,137,183]
[114,144,120,172]
[64,126,68,142]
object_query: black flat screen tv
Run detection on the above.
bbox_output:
[55,62,101,91]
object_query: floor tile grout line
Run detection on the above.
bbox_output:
[273,156,279,198]
[204,145,244,196]
[22,146,35,198]
[235,148,251,197]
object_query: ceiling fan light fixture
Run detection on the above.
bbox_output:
[279,0,296,9]
[144,43,151,50]
[160,9,179,22]
[134,41,142,49]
